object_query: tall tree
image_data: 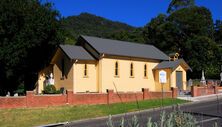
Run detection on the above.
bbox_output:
[215,20,222,44]
[167,7,214,58]
[167,0,195,13]
[0,0,64,95]
[185,36,220,78]
[144,14,181,54]
[144,5,220,78]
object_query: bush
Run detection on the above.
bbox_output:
[43,85,57,94]
[14,84,25,96]
[107,110,197,127]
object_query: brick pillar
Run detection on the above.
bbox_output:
[191,86,198,97]
[26,91,34,107]
[107,89,114,104]
[214,86,218,94]
[142,88,149,100]
[171,87,178,98]
[67,90,73,105]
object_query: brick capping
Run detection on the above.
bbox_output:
[0,88,178,109]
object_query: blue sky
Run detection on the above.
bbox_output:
[46,0,222,27]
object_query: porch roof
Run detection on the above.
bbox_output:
[153,59,192,71]
[59,45,95,60]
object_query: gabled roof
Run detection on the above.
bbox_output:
[59,45,95,60]
[80,35,169,61]
[154,59,192,71]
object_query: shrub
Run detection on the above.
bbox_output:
[14,84,25,96]
[43,85,57,94]
[107,110,197,127]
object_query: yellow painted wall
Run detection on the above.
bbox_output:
[154,69,171,91]
[52,49,74,91]
[171,65,187,90]
[74,61,98,93]
[154,65,187,91]
[99,57,159,93]
[38,48,188,93]
[47,48,98,93]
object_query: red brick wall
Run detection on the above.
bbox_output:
[72,93,107,105]
[26,91,67,107]
[149,91,172,99]
[0,97,26,108]
[110,92,143,104]
[191,86,222,97]
[0,87,177,109]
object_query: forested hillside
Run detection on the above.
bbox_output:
[61,13,145,44]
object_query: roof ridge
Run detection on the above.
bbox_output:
[60,44,80,47]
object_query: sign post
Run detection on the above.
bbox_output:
[159,70,167,108]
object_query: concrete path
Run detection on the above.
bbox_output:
[177,93,222,102]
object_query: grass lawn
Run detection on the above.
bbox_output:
[0,98,187,127]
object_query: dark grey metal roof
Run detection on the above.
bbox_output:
[59,45,95,60]
[80,35,169,61]
[154,59,192,71]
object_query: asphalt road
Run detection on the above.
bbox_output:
[60,98,222,127]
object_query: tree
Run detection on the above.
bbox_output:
[167,0,195,13]
[185,36,220,78]
[108,28,145,43]
[144,14,181,54]
[144,5,220,78]
[0,0,64,95]
[167,6,214,58]
[168,7,214,37]
[215,20,222,44]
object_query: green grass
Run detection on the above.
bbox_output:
[0,98,187,127]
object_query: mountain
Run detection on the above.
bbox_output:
[61,13,145,44]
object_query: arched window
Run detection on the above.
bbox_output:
[130,62,134,77]
[144,64,147,77]
[84,64,88,76]
[115,61,119,76]
[61,59,65,78]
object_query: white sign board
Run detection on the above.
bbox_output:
[159,70,167,83]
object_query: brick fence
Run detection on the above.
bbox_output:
[191,86,222,97]
[0,88,178,109]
